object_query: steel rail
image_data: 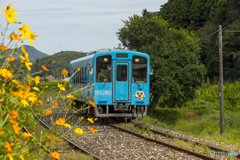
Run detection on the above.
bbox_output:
[134,124,240,159]
[101,122,216,160]
[31,110,102,160]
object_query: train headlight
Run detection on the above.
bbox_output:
[104,58,108,62]
[135,58,139,62]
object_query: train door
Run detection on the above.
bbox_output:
[114,62,129,101]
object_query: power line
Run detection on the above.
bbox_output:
[222,30,240,32]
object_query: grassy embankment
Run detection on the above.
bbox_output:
[141,79,240,147]
[34,80,69,99]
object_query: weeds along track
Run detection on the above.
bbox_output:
[133,123,240,157]
[131,121,240,160]
[31,110,102,160]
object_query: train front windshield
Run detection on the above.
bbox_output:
[132,56,147,82]
[96,55,112,82]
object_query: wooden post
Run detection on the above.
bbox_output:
[219,25,225,134]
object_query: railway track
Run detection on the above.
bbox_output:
[100,121,216,160]
[31,99,238,160]
[133,123,240,159]
[31,110,102,160]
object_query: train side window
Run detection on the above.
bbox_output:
[83,66,85,84]
[85,67,87,84]
[96,55,112,82]
[132,56,147,83]
[80,67,82,84]
[74,68,77,84]
[77,65,80,84]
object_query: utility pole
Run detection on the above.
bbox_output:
[219,25,225,134]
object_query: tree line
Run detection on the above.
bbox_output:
[117,0,240,112]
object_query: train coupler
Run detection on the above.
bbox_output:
[136,106,144,120]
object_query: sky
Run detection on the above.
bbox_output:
[0,0,168,55]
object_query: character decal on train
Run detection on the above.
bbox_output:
[133,88,146,100]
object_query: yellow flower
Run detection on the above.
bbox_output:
[21,132,32,138]
[0,88,5,94]
[0,68,12,79]
[51,151,60,159]
[32,87,40,91]
[87,118,94,123]
[10,34,21,41]
[37,99,43,105]
[61,69,68,76]
[77,68,81,71]
[57,83,65,91]
[79,116,84,121]
[89,100,97,107]
[0,45,9,50]
[55,118,66,125]
[47,136,55,140]
[63,123,72,129]
[21,99,29,107]
[4,4,18,24]
[4,141,13,152]
[42,64,49,71]
[45,110,52,116]
[18,23,31,40]
[9,110,19,119]
[28,94,37,103]
[54,101,58,108]
[5,153,15,160]
[19,46,32,70]
[33,76,40,85]
[74,128,83,135]
[27,31,38,46]
[0,130,4,135]
[87,126,96,133]
[7,55,15,61]
[20,155,24,160]
[66,94,76,99]
[13,124,21,135]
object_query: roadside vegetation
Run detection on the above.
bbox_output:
[142,79,240,146]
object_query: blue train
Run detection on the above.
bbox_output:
[69,48,152,122]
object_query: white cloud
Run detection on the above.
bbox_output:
[0,0,168,55]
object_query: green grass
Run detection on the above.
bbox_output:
[142,79,240,147]
[142,107,240,146]
[32,81,69,92]
[34,81,69,99]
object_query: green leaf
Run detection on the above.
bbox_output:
[49,96,53,103]
[0,118,3,128]
[0,55,5,59]
[60,94,66,100]
[9,96,18,105]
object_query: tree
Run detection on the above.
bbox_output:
[169,0,190,29]
[187,0,209,31]
[158,0,174,21]
[117,14,206,113]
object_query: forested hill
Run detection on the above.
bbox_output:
[31,51,87,77]
[149,0,240,82]
[6,45,47,62]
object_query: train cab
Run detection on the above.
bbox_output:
[70,48,152,121]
